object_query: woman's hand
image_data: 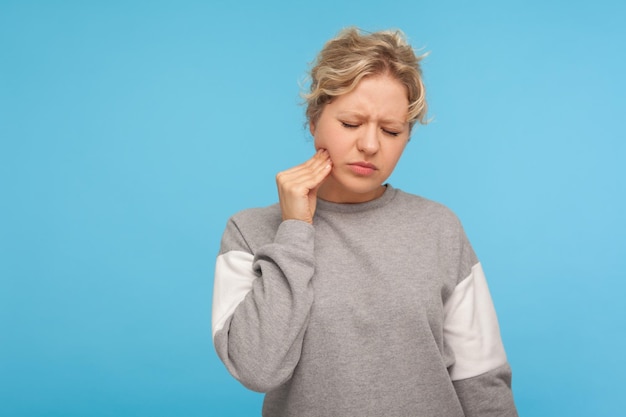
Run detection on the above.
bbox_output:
[276,149,333,224]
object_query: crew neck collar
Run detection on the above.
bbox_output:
[315,184,398,213]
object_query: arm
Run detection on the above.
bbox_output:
[212,150,332,392]
[212,218,316,392]
[444,262,518,416]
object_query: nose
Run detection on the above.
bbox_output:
[356,125,380,155]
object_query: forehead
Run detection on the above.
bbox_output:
[327,74,409,121]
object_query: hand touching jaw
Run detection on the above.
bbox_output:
[275,149,333,223]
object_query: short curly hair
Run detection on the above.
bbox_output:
[303,27,428,130]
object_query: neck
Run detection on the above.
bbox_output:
[317,180,386,204]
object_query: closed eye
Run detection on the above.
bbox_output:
[341,121,359,129]
[383,129,400,137]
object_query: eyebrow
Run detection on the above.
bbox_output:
[380,118,408,127]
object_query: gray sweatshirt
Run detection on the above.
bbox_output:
[212,185,518,417]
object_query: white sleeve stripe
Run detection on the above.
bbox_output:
[444,262,508,381]
[212,250,256,341]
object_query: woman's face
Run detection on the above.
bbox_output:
[311,74,410,203]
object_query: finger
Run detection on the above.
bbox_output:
[290,149,329,174]
[276,151,324,179]
[302,150,331,177]
[278,156,331,192]
[276,151,331,186]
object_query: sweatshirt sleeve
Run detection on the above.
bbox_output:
[441,215,518,417]
[212,217,316,393]
[444,261,518,416]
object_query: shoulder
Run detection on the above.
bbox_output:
[230,203,282,229]
[393,188,478,283]
[220,203,282,254]
[392,188,463,233]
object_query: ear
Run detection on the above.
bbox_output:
[309,121,315,137]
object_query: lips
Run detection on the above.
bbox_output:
[348,161,377,176]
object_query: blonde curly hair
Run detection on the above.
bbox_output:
[303,27,428,130]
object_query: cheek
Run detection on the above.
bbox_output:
[315,138,337,166]
[388,143,408,166]
[313,126,334,152]
[313,135,324,151]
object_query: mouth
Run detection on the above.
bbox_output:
[348,161,378,176]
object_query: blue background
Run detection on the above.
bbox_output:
[1,1,625,416]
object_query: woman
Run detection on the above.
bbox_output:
[212,28,518,417]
